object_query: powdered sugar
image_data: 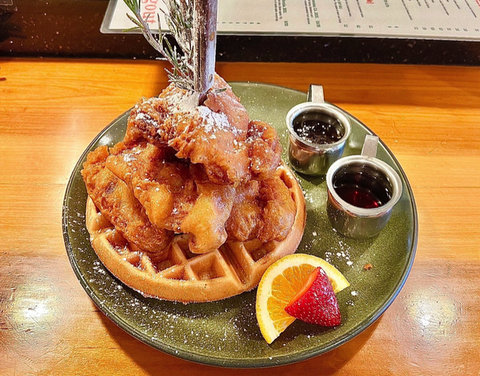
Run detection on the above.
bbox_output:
[134,110,160,129]
[196,105,237,135]
[122,147,142,163]
[164,89,199,114]
[123,153,137,162]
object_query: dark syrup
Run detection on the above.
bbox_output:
[334,184,384,208]
[333,169,392,209]
[293,111,343,144]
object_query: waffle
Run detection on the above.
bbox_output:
[85,165,306,303]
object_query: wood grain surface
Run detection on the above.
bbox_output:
[0,58,479,375]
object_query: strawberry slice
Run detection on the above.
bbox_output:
[284,267,341,326]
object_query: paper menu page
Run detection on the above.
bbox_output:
[103,0,480,40]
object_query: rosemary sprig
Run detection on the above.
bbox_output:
[123,0,195,91]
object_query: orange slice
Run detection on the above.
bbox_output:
[255,254,349,344]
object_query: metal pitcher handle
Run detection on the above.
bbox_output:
[307,84,325,103]
[361,135,379,158]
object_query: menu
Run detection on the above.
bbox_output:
[102,0,480,40]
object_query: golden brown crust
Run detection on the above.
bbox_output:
[81,146,172,257]
[85,165,306,303]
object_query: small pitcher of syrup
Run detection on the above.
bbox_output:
[326,135,403,238]
[286,85,351,175]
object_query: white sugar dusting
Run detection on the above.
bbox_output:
[134,112,148,121]
[135,111,160,128]
[164,89,199,114]
[123,153,136,162]
[196,105,236,135]
[324,239,353,269]
[122,147,142,163]
[74,228,261,356]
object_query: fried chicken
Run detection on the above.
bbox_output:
[258,175,296,242]
[168,106,250,184]
[106,142,196,233]
[246,120,282,179]
[106,141,235,254]
[123,97,169,148]
[83,73,297,258]
[225,180,261,242]
[81,146,172,257]
[124,84,200,148]
[204,74,249,136]
[226,174,296,243]
[123,75,282,185]
[181,182,235,254]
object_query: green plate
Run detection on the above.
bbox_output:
[63,83,417,368]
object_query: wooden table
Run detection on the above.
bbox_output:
[1,58,479,375]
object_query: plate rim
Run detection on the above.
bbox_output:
[62,82,418,368]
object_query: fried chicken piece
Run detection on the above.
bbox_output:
[258,176,296,242]
[225,180,262,241]
[81,146,171,257]
[123,73,285,185]
[124,82,251,185]
[226,175,296,243]
[168,106,250,184]
[246,120,282,179]
[123,74,283,185]
[204,74,249,136]
[123,97,169,148]
[106,142,235,254]
[124,84,200,148]
[106,142,196,233]
[181,182,235,254]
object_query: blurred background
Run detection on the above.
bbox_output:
[1,0,479,64]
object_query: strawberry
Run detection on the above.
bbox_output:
[284,267,341,326]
